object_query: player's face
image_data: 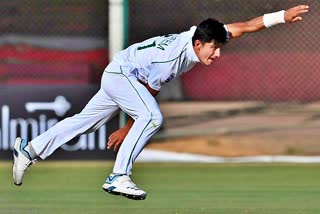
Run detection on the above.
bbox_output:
[194,40,221,65]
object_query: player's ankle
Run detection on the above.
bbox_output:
[29,143,37,159]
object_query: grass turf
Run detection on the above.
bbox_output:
[1,161,320,214]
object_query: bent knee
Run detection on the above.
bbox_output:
[138,111,163,127]
[151,112,163,128]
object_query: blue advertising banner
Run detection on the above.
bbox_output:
[0,85,118,160]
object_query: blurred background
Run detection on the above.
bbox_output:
[1,0,320,160]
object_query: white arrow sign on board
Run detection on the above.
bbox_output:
[25,96,71,117]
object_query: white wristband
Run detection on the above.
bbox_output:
[263,10,286,28]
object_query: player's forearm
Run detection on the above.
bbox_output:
[226,16,265,38]
[124,117,134,130]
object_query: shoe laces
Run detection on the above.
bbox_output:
[122,176,140,190]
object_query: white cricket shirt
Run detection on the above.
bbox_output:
[105,26,200,91]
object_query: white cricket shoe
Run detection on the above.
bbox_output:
[12,137,36,186]
[102,173,147,200]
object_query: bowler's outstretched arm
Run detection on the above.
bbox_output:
[227,5,309,39]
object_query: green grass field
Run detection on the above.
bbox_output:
[1,161,320,214]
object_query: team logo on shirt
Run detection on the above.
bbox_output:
[157,34,178,51]
[137,34,178,51]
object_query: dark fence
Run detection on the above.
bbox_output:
[129,0,319,102]
[1,0,319,101]
[0,0,319,160]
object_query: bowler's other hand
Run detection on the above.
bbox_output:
[107,128,129,151]
[285,5,309,23]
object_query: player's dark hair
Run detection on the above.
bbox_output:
[192,18,229,46]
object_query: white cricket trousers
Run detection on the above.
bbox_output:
[31,71,163,175]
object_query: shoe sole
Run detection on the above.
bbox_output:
[12,138,33,186]
[103,187,147,200]
[13,157,23,186]
[12,139,22,186]
[14,181,22,186]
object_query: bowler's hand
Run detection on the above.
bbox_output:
[107,127,129,151]
[285,5,309,23]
